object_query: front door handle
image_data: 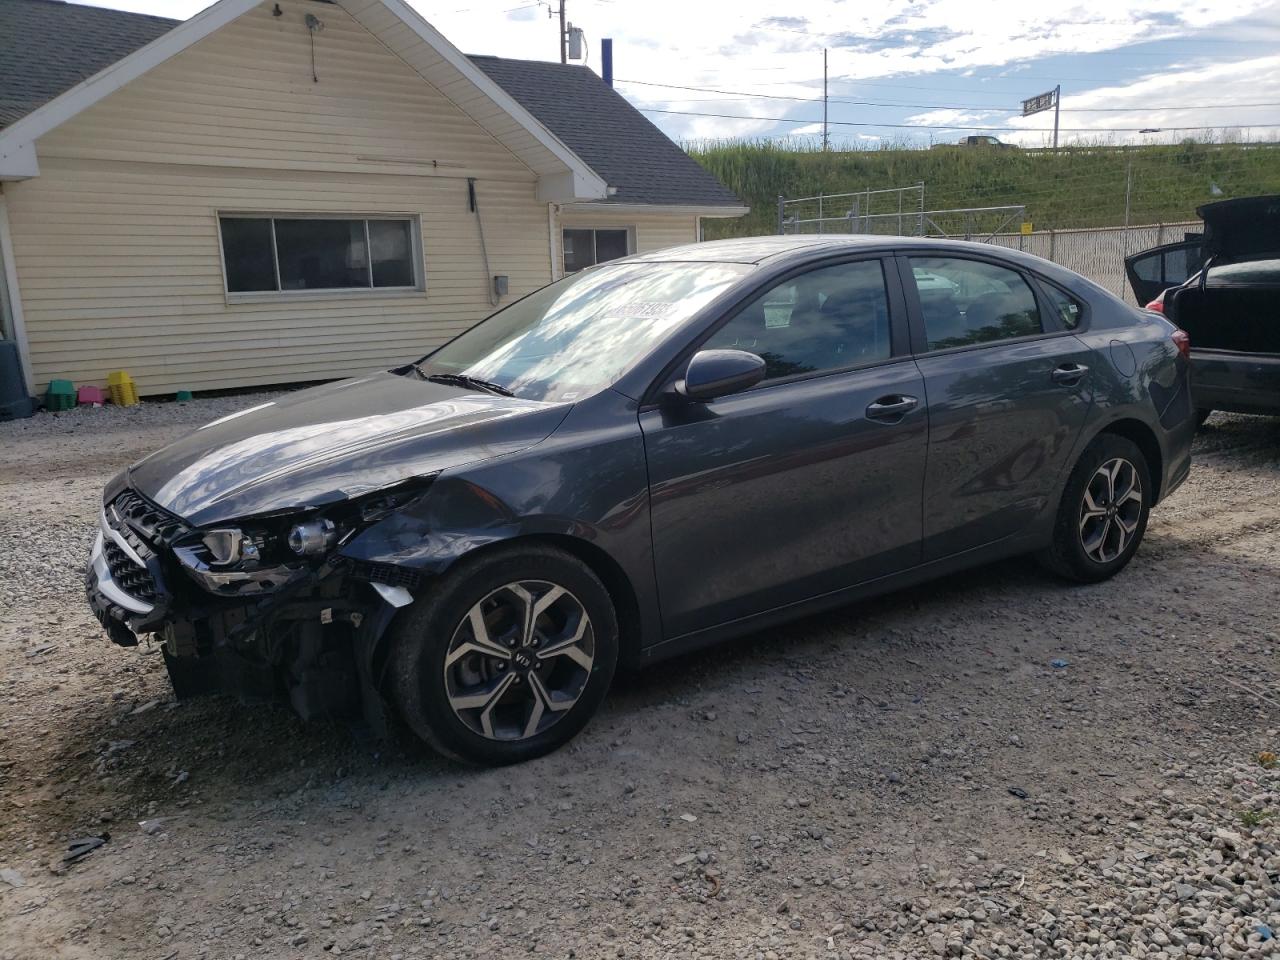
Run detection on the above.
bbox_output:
[1052,363,1089,385]
[866,395,919,422]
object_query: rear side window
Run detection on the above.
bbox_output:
[909,257,1043,351]
[1207,259,1280,284]
[1044,284,1084,330]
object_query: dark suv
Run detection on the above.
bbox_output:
[1126,195,1280,422]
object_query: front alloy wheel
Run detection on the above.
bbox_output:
[1078,458,1143,564]
[390,545,618,765]
[443,581,595,741]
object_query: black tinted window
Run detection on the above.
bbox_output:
[705,261,891,380]
[910,257,1042,351]
[1131,252,1161,282]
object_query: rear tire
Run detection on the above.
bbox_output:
[389,544,618,766]
[1040,434,1151,583]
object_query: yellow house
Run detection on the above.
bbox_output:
[0,0,747,398]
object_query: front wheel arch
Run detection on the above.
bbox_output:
[392,532,645,669]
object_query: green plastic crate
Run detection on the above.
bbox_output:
[45,379,76,412]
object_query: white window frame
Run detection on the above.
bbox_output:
[217,212,425,302]
[561,225,635,272]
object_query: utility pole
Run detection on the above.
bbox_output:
[822,48,829,151]
[555,1,565,64]
[1053,83,1061,150]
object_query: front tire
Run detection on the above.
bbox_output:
[1040,434,1151,583]
[389,545,618,766]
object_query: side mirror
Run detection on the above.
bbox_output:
[677,349,767,402]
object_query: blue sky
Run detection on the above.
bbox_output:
[82,0,1280,148]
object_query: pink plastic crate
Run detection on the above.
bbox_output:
[77,386,106,407]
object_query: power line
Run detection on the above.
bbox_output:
[638,106,1280,133]
[614,78,1280,113]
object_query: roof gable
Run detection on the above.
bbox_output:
[470,55,743,209]
[0,0,606,201]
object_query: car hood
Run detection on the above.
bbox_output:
[127,373,571,526]
[1197,195,1280,260]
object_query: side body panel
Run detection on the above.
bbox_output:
[639,360,928,638]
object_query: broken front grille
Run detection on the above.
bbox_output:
[112,488,187,547]
[102,536,159,604]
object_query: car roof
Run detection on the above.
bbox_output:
[619,234,1115,303]
[628,234,1062,271]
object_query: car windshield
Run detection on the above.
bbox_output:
[415,261,751,402]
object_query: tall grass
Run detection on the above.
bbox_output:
[687,136,1280,238]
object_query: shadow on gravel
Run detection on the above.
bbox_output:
[40,552,1053,829]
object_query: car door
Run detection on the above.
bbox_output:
[899,254,1095,562]
[1124,239,1205,305]
[639,257,928,639]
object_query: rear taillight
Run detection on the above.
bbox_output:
[1171,329,1191,360]
[1144,297,1164,314]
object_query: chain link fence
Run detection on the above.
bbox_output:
[765,142,1280,303]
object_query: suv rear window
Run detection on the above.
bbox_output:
[1207,259,1280,284]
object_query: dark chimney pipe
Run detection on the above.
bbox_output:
[601,38,613,87]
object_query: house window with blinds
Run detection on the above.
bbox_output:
[562,228,631,272]
[219,215,422,295]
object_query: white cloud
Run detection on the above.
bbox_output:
[903,54,1280,146]
[70,0,1280,145]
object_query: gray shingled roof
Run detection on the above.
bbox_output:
[0,0,742,210]
[470,55,744,208]
[0,0,176,128]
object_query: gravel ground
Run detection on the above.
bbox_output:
[0,397,1277,960]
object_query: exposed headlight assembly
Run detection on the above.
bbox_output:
[173,479,434,596]
[287,518,337,557]
[201,528,262,566]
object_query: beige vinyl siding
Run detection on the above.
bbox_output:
[7,158,549,393]
[7,0,554,395]
[556,208,697,274]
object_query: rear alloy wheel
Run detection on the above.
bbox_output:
[1041,434,1151,583]
[389,546,618,765]
[1077,458,1144,564]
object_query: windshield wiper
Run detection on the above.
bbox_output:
[424,372,515,397]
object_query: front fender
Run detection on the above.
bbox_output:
[337,395,664,653]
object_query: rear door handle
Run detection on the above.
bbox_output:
[866,395,919,422]
[1052,363,1089,385]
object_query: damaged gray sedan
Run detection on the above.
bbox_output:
[88,237,1195,765]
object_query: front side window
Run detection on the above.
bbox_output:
[910,257,1043,351]
[419,261,750,403]
[219,216,419,294]
[563,228,630,272]
[704,260,892,381]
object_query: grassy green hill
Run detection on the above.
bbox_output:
[687,139,1280,239]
